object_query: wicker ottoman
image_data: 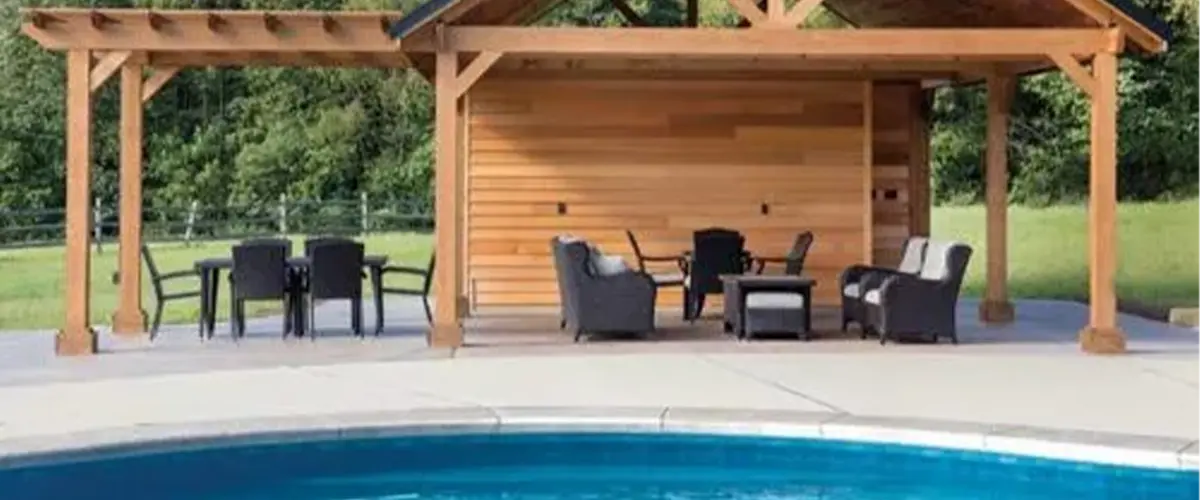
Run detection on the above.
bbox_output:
[744,292,809,340]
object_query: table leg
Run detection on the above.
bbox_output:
[803,286,812,338]
[197,269,210,339]
[370,265,384,336]
[208,269,220,339]
[738,287,748,340]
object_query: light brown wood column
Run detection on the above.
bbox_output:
[57,49,98,356]
[979,73,1016,323]
[430,47,464,348]
[456,94,470,317]
[112,60,147,336]
[1079,50,1125,354]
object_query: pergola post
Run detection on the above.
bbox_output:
[979,73,1015,323]
[1079,50,1125,353]
[57,49,98,356]
[431,46,464,348]
[112,58,147,336]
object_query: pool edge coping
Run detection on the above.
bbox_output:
[1,406,1195,472]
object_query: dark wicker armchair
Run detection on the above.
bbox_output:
[863,240,973,345]
[839,236,927,333]
[551,236,657,342]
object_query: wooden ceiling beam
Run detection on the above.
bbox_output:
[1048,52,1096,97]
[20,9,404,53]
[403,27,1116,57]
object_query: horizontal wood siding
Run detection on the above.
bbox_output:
[468,77,869,308]
[871,81,921,266]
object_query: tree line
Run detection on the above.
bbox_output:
[0,0,1195,234]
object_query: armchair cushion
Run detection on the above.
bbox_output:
[863,288,882,305]
[897,236,928,274]
[919,240,956,280]
[842,283,861,298]
[590,254,630,277]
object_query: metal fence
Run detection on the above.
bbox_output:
[0,195,433,250]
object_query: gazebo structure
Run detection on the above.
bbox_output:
[20,0,1169,356]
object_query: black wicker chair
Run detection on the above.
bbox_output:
[685,228,750,322]
[551,236,656,342]
[839,236,927,334]
[753,231,814,275]
[140,244,203,340]
[626,230,688,321]
[863,240,973,345]
[229,241,293,339]
[380,254,435,326]
[303,240,366,338]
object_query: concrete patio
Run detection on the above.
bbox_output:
[0,298,1195,470]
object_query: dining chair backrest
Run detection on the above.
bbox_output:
[241,237,292,257]
[625,230,648,272]
[785,231,815,276]
[421,253,436,296]
[304,236,356,257]
[140,243,165,297]
[308,241,364,300]
[691,227,746,294]
[231,242,289,300]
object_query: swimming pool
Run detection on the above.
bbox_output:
[1,432,1195,499]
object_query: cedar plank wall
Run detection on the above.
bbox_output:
[467,76,872,309]
[871,81,928,266]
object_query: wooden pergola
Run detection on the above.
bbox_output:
[20,0,1168,356]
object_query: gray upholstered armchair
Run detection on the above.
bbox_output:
[839,236,928,334]
[863,240,973,345]
[551,236,657,342]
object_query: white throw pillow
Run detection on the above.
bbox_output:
[590,254,629,277]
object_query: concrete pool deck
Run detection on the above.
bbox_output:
[0,299,1196,470]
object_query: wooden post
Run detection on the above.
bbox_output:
[1079,50,1125,354]
[112,60,147,336]
[861,81,874,265]
[57,49,97,356]
[431,47,464,347]
[979,73,1015,324]
[457,93,470,318]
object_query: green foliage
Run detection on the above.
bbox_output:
[932,0,1199,205]
[0,0,1195,223]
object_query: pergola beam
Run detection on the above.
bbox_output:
[88,50,131,92]
[402,27,1115,57]
[1048,52,1097,97]
[20,9,403,53]
[141,66,180,103]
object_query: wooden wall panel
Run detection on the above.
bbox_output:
[870,81,928,266]
[468,76,870,309]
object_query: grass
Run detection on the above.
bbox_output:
[933,199,1198,312]
[0,232,432,330]
[0,201,1195,329]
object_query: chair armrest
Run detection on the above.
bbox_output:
[157,269,198,281]
[579,271,656,326]
[753,256,789,274]
[840,264,904,288]
[381,265,429,277]
[877,274,942,308]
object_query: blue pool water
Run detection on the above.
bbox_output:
[0,432,1195,500]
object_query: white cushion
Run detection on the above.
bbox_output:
[842,283,861,298]
[897,237,927,274]
[919,240,952,281]
[863,289,882,305]
[746,292,805,309]
[590,254,629,276]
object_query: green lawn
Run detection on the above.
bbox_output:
[0,232,432,330]
[934,199,1198,312]
[0,201,1195,329]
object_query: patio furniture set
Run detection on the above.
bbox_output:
[140,237,434,340]
[552,229,973,344]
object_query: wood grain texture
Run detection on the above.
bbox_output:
[466,76,872,308]
[870,81,925,266]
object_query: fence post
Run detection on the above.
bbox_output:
[278,193,288,235]
[92,198,103,254]
[184,200,199,246]
[360,192,369,236]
